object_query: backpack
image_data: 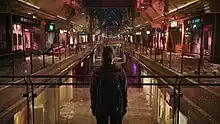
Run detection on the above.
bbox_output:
[95,69,124,116]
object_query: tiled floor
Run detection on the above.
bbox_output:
[59,87,157,124]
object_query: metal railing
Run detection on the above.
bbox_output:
[0,75,220,124]
[0,43,96,82]
[125,43,220,77]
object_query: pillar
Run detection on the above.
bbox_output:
[206,1,220,63]
[43,87,59,124]
[5,117,14,124]
[181,21,185,50]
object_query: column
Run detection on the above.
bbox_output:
[43,87,59,124]
[5,117,14,124]
[207,1,220,63]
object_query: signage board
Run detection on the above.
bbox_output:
[192,18,200,24]
[170,21,177,27]
[78,31,87,35]
[12,14,40,26]
[48,23,55,32]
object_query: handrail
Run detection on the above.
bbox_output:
[0,51,24,58]
[0,82,219,86]
[0,75,220,78]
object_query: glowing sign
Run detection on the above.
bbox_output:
[170,21,178,27]
[48,23,55,31]
[192,18,200,23]
[79,32,86,35]
[136,32,141,35]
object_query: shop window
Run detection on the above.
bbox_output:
[34,28,40,50]
[18,34,22,45]
[13,34,17,45]
[12,24,23,51]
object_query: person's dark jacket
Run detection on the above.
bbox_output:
[90,64,128,116]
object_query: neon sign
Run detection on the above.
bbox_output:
[192,18,200,23]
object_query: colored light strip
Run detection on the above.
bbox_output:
[154,0,199,20]
[70,21,74,24]
[56,15,67,20]
[167,0,200,14]
[18,0,40,9]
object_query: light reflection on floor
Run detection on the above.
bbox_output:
[59,87,157,124]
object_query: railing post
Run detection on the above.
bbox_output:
[12,54,15,82]
[176,78,182,124]
[150,46,152,59]
[172,80,177,124]
[198,24,204,82]
[30,50,33,74]
[24,78,30,124]
[28,78,37,124]
[181,49,184,74]
[52,45,54,64]
[69,44,71,56]
[59,49,61,61]
[65,44,67,58]
[169,51,172,68]
[161,49,164,64]
[43,50,46,68]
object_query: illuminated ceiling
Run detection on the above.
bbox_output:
[10,0,208,31]
[134,0,206,27]
[12,0,87,31]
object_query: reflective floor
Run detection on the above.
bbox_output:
[59,87,157,124]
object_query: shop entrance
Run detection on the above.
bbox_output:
[23,29,31,55]
[169,26,182,52]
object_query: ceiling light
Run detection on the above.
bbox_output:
[82,12,85,15]
[56,15,67,20]
[70,21,74,24]
[168,0,199,14]
[32,15,36,19]
[28,12,32,15]
[141,6,145,9]
[18,0,40,9]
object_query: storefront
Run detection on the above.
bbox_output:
[59,29,68,45]
[168,21,183,52]
[69,30,77,49]
[45,22,56,49]
[78,31,88,44]
[60,69,74,105]
[12,14,41,54]
[152,28,164,50]
[184,17,204,55]
[141,69,157,107]
[157,89,173,124]
[0,13,41,54]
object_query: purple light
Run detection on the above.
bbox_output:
[132,63,136,75]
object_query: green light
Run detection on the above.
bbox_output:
[48,23,55,31]
[49,25,54,30]
[192,18,200,23]
[79,32,86,35]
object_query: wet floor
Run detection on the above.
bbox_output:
[59,87,157,124]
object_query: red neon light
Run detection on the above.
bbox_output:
[204,27,209,31]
